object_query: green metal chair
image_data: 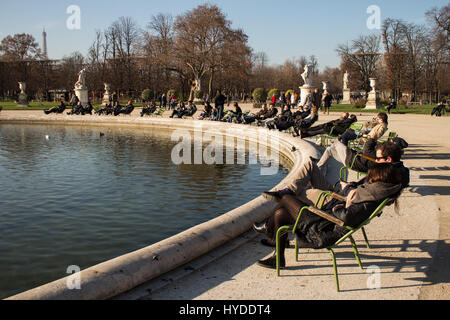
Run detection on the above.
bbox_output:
[322,122,364,148]
[378,131,398,143]
[339,154,369,183]
[153,107,166,117]
[275,194,392,291]
[349,122,363,131]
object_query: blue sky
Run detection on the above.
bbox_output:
[0,0,446,70]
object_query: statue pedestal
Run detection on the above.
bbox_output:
[299,85,314,107]
[341,89,351,104]
[102,93,111,106]
[365,91,381,109]
[17,93,29,107]
[75,87,89,106]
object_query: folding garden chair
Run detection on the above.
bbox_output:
[378,131,398,143]
[339,153,370,183]
[153,107,166,117]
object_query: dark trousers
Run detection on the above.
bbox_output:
[216,105,224,121]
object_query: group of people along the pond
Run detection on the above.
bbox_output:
[41,89,413,273]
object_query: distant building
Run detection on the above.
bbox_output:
[42,28,48,59]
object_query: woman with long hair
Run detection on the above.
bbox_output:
[256,163,403,269]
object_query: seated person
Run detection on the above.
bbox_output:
[269,105,293,131]
[180,100,197,118]
[112,101,123,115]
[300,113,357,138]
[316,138,409,188]
[258,104,279,127]
[141,102,157,117]
[243,111,257,124]
[114,100,134,116]
[386,98,397,114]
[44,100,66,115]
[83,101,94,115]
[209,106,219,121]
[255,163,404,269]
[96,103,113,115]
[198,102,213,120]
[340,112,388,146]
[256,103,269,121]
[67,101,84,115]
[170,102,186,118]
[226,102,243,123]
[431,100,447,117]
[292,105,319,135]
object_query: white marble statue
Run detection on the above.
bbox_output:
[301,64,313,87]
[18,82,26,94]
[104,83,111,94]
[75,68,87,89]
[343,71,349,90]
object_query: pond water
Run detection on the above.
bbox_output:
[0,123,288,298]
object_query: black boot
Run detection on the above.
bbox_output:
[262,188,295,202]
[257,252,285,269]
[260,238,291,248]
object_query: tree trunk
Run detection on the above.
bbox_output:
[208,70,215,99]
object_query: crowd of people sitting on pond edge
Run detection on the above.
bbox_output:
[40,90,348,143]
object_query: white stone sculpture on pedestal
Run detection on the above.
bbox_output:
[365,78,381,109]
[322,81,329,95]
[17,82,29,107]
[299,64,315,108]
[341,71,351,104]
[74,68,88,106]
[102,83,111,105]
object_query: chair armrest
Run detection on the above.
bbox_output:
[330,193,346,202]
[308,207,345,227]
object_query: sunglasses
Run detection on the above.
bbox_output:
[376,156,387,161]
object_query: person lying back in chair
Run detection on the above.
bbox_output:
[254,163,403,269]
[316,138,409,189]
[141,102,158,117]
[299,113,357,139]
[44,100,66,115]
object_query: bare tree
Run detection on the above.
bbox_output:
[173,4,234,98]
[401,22,427,100]
[336,35,381,94]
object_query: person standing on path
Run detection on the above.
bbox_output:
[214,90,226,121]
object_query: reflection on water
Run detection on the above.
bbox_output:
[0,123,288,298]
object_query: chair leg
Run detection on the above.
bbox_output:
[276,226,290,276]
[295,237,299,262]
[349,236,363,269]
[361,227,371,249]
[328,248,339,292]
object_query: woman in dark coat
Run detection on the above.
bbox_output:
[256,163,403,269]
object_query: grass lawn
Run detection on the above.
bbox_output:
[0,101,145,110]
[330,104,440,115]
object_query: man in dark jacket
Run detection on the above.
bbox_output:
[300,113,356,138]
[214,90,226,121]
[319,138,409,189]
